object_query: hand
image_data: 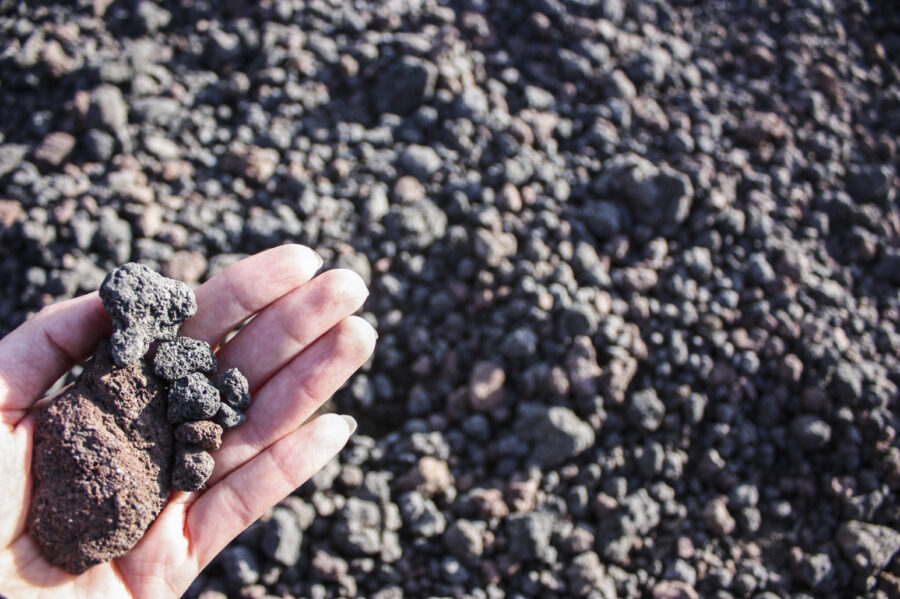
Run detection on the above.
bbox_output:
[0,245,375,598]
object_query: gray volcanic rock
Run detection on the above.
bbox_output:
[167,372,221,423]
[28,341,174,574]
[215,368,251,410]
[99,263,197,366]
[154,336,217,381]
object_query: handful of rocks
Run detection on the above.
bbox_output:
[27,263,252,574]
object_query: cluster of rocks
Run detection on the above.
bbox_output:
[155,337,252,491]
[28,262,251,572]
[4,0,900,597]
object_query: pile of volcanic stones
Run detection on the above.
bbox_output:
[154,337,252,491]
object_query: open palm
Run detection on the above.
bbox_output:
[0,245,375,598]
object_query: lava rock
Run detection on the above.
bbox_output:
[28,341,173,574]
[99,263,198,366]
[514,402,596,468]
[506,511,556,563]
[174,420,224,451]
[260,507,303,566]
[215,402,247,429]
[172,444,215,491]
[33,131,76,169]
[167,372,221,423]
[333,497,383,555]
[836,520,900,575]
[153,336,217,381]
[215,368,251,410]
[627,389,666,432]
[373,56,437,115]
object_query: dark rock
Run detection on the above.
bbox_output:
[399,145,442,180]
[506,511,556,563]
[28,342,173,574]
[567,551,615,597]
[791,415,832,450]
[399,491,446,538]
[215,368,252,410]
[154,336,217,381]
[333,497,383,555]
[215,402,247,429]
[514,402,595,468]
[219,545,261,590]
[261,507,303,566]
[172,445,215,491]
[83,128,116,162]
[99,263,197,366]
[374,56,437,115]
[33,132,76,169]
[443,519,484,564]
[627,389,666,432]
[88,85,128,135]
[167,372,221,423]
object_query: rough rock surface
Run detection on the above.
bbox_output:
[167,372,221,423]
[174,420,224,451]
[28,341,173,574]
[215,368,251,410]
[99,263,197,366]
[172,445,215,492]
[153,336,217,381]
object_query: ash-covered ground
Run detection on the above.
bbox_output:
[2,0,900,597]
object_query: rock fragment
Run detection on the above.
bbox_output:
[28,341,173,574]
[174,420,224,451]
[514,402,596,468]
[216,402,247,429]
[99,263,198,366]
[215,368,252,410]
[154,336,217,381]
[172,445,215,491]
[836,520,900,575]
[33,131,76,169]
[167,372,221,423]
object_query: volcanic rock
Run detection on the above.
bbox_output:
[28,341,174,574]
[99,263,198,366]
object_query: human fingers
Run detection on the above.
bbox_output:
[0,293,110,424]
[186,413,354,569]
[179,244,323,348]
[207,315,375,486]
[213,268,369,390]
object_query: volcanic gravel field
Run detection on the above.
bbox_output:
[2,0,900,597]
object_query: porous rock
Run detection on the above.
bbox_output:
[28,341,173,574]
[167,372,221,423]
[99,263,197,366]
[172,444,215,491]
[174,420,224,451]
[154,336,217,381]
[216,402,247,429]
[836,520,900,575]
[215,367,251,410]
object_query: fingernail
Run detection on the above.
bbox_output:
[341,414,358,436]
[314,251,324,271]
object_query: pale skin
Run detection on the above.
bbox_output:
[0,245,376,598]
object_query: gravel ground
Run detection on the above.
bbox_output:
[2,0,900,597]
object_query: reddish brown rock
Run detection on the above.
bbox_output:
[174,420,224,451]
[28,341,174,574]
